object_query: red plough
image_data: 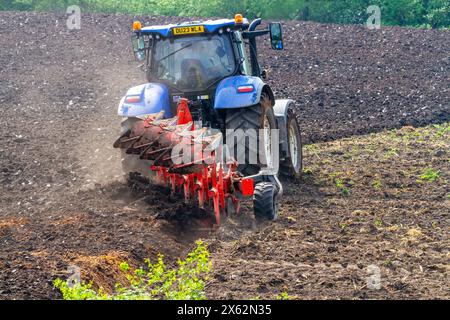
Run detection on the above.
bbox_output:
[114,99,262,226]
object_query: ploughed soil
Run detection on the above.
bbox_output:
[0,11,448,300]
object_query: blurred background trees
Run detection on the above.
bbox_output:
[0,0,448,28]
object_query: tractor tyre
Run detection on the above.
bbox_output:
[120,117,155,181]
[225,93,277,176]
[253,182,278,221]
[280,110,303,178]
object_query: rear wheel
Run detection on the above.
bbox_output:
[253,182,278,220]
[225,93,277,176]
[280,111,302,178]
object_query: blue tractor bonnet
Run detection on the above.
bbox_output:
[140,18,250,37]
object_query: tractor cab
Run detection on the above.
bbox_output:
[132,15,284,84]
[126,15,285,125]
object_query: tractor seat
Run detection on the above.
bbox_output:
[179,59,208,90]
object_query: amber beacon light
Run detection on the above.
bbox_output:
[133,21,142,31]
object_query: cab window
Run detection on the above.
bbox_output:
[234,32,252,76]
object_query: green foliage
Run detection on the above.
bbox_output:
[329,173,352,197]
[385,147,399,159]
[433,123,450,139]
[372,179,383,191]
[418,168,440,183]
[276,292,291,300]
[372,0,424,26]
[337,180,351,197]
[425,0,450,28]
[54,240,211,300]
[53,279,109,300]
[374,217,383,228]
[1,0,448,28]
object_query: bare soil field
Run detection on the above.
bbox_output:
[0,11,448,299]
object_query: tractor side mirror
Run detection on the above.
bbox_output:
[269,23,284,50]
[131,33,146,61]
[261,69,269,80]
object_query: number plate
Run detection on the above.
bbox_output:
[173,26,205,36]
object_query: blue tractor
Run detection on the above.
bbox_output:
[114,15,302,222]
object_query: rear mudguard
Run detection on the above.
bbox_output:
[214,76,274,109]
[118,83,172,118]
[273,99,296,161]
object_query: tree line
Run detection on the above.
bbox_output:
[0,0,448,28]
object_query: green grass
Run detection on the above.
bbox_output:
[330,174,352,197]
[276,292,292,300]
[433,124,450,139]
[372,179,383,191]
[418,168,440,183]
[384,147,399,159]
[374,217,383,228]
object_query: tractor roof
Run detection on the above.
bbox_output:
[140,18,250,38]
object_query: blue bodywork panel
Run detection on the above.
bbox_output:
[118,76,269,117]
[214,76,265,109]
[140,19,249,38]
[118,83,172,118]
